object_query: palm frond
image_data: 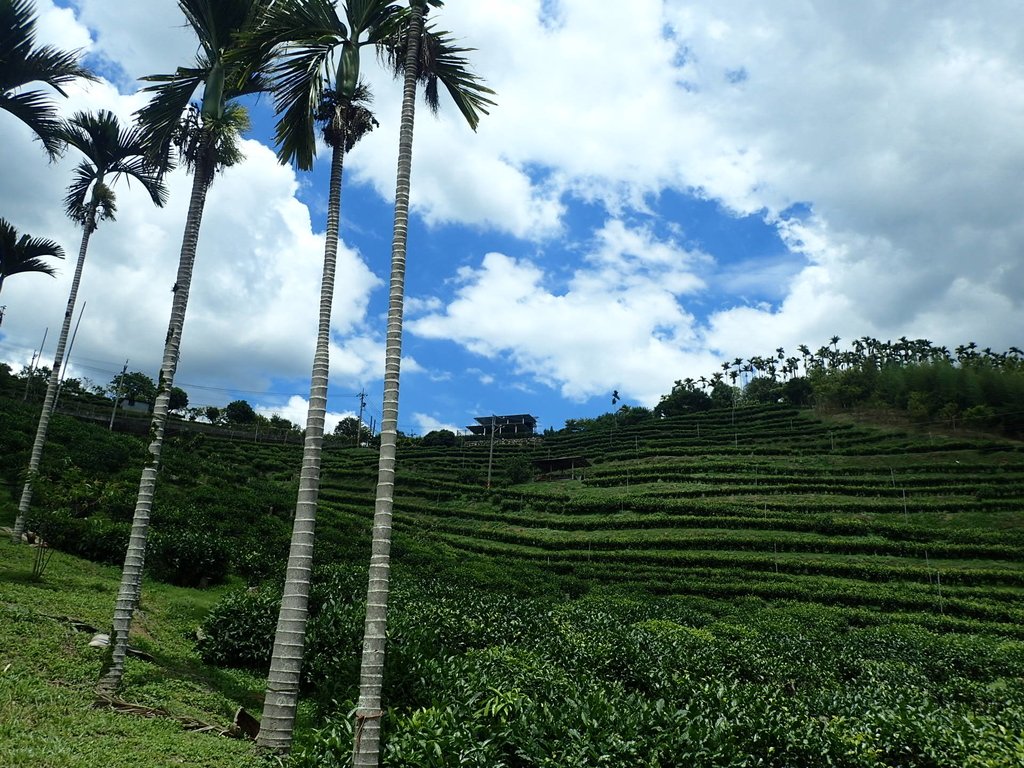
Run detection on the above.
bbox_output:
[0,217,65,280]
[0,0,96,157]
[0,88,63,154]
[136,0,270,169]
[63,160,99,224]
[385,19,495,131]
[0,0,96,93]
[55,110,169,224]
[137,68,207,163]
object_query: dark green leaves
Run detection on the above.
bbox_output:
[55,110,167,227]
[0,0,97,157]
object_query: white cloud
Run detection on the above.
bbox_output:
[410,412,462,436]
[409,220,718,405]
[0,83,382,407]
[255,395,355,436]
[5,0,1024,424]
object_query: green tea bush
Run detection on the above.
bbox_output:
[148,506,231,587]
[30,508,129,564]
[196,586,280,669]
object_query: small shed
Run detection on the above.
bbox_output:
[532,455,591,480]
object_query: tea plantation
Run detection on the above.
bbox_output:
[2,398,1023,766]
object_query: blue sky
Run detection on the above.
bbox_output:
[2,0,1023,435]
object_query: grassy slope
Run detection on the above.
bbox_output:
[0,536,270,768]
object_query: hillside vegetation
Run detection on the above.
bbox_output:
[2,395,1024,766]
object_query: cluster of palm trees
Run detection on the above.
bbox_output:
[4,0,492,763]
[674,336,1023,396]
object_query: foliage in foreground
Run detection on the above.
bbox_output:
[194,569,1024,767]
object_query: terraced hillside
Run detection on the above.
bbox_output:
[313,405,1024,637]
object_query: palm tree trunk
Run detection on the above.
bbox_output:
[11,208,96,544]
[352,4,424,766]
[96,152,213,695]
[257,134,347,753]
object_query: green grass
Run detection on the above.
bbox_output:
[0,542,271,768]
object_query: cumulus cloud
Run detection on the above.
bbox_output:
[409,220,719,405]
[255,396,355,436]
[4,0,1023,427]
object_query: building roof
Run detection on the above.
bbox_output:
[466,414,538,435]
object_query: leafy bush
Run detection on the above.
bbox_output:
[504,454,534,485]
[196,587,280,669]
[30,509,129,565]
[147,506,231,587]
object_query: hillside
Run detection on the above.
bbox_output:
[314,404,1024,633]
[3,400,1024,765]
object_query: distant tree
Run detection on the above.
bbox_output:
[615,405,652,426]
[204,405,222,425]
[333,416,370,442]
[742,376,782,405]
[168,386,188,414]
[269,414,297,431]
[505,453,534,485]
[11,109,168,547]
[781,376,813,406]
[421,428,456,447]
[225,399,257,424]
[111,371,157,407]
[654,380,712,417]
[709,381,735,410]
[183,406,206,422]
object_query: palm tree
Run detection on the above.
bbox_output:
[0,0,97,157]
[9,110,166,545]
[0,217,63,298]
[96,0,268,696]
[243,0,395,751]
[353,3,492,765]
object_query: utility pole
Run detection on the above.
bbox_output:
[355,390,367,448]
[0,306,6,327]
[109,359,128,431]
[22,327,47,401]
[54,301,86,410]
[486,414,498,489]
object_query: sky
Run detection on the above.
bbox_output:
[1,0,1022,436]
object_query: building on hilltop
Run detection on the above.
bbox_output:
[466,414,537,438]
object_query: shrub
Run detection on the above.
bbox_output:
[147,506,231,587]
[30,509,129,564]
[196,587,280,669]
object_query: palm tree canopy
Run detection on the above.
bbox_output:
[135,0,269,171]
[0,217,64,281]
[316,83,379,151]
[55,109,168,227]
[238,0,400,170]
[384,8,495,132]
[0,0,97,156]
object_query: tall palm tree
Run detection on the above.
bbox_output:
[96,0,269,696]
[243,2,395,752]
[353,3,492,765]
[0,217,63,298]
[0,0,97,157]
[10,110,167,545]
